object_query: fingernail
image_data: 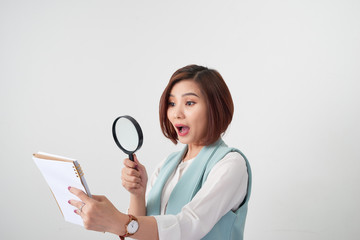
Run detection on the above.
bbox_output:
[68,186,71,191]
[68,200,71,204]
[74,210,77,213]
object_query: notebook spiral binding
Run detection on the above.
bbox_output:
[73,164,84,178]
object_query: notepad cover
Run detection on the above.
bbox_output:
[33,152,91,226]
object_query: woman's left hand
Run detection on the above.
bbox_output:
[68,187,127,235]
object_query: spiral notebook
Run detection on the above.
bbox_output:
[33,152,92,226]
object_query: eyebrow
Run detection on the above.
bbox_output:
[169,92,200,98]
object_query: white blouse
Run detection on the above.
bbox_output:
[147,151,248,240]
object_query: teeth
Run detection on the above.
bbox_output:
[176,126,189,134]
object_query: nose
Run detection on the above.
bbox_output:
[173,105,185,119]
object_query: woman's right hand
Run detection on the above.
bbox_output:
[121,154,148,197]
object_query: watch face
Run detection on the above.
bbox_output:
[127,220,139,234]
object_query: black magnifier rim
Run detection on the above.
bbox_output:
[112,115,143,155]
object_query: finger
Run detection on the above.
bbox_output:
[123,158,137,169]
[122,179,141,189]
[67,199,86,216]
[73,208,81,215]
[125,168,141,178]
[68,199,83,209]
[68,186,91,202]
[122,174,141,184]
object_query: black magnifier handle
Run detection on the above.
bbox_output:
[129,154,134,161]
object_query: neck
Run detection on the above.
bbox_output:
[183,144,204,162]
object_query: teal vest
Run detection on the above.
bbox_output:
[147,139,252,240]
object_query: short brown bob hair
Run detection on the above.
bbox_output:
[159,64,234,145]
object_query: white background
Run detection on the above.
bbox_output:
[1,0,359,239]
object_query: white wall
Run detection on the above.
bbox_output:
[1,0,359,239]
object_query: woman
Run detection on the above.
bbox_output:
[69,64,252,240]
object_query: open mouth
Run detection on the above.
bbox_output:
[175,125,190,136]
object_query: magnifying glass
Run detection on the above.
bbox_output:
[112,115,143,161]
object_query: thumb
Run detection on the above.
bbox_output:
[133,154,140,164]
[133,154,143,168]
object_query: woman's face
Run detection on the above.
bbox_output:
[167,79,208,146]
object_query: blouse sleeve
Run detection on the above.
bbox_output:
[152,152,248,240]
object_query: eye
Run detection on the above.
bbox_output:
[186,101,195,106]
[168,101,175,107]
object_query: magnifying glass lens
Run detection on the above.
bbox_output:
[112,115,143,161]
[115,118,139,152]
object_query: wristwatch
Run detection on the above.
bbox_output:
[119,214,139,240]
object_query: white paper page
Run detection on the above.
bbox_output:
[33,156,86,226]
